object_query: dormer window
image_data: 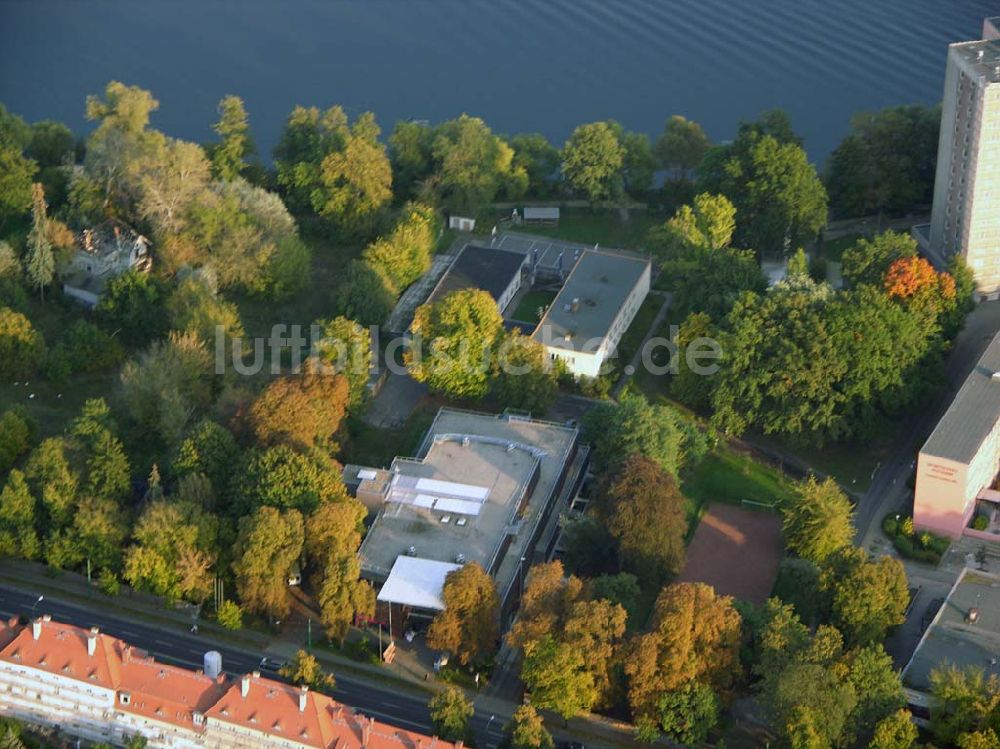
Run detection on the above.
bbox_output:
[120,692,131,705]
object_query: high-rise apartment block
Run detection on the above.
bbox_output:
[926,20,1000,297]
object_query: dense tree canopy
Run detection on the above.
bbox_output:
[232,506,304,618]
[595,455,688,584]
[826,105,939,219]
[655,115,711,180]
[408,289,505,400]
[209,95,256,181]
[698,114,827,254]
[427,562,500,666]
[561,121,625,203]
[782,476,855,564]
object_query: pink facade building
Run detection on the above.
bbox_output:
[914,331,1000,538]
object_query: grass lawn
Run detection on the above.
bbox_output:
[507,208,666,250]
[510,289,557,323]
[0,369,120,440]
[820,232,864,261]
[682,446,798,517]
[761,429,899,495]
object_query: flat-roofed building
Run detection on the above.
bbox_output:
[533,250,651,378]
[927,28,1000,297]
[426,244,526,315]
[903,567,1000,692]
[914,330,1000,538]
[357,408,581,627]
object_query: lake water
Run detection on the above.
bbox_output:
[0,0,996,164]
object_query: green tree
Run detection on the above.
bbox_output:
[330,259,395,327]
[313,316,373,407]
[655,115,711,180]
[388,120,434,198]
[656,681,720,745]
[27,120,75,168]
[586,572,641,622]
[305,499,374,644]
[229,445,346,517]
[930,665,1000,746]
[493,331,559,415]
[505,704,554,749]
[210,95,255,181]
[279,649,335,691]
[274,105,350,213]
[698,115,827,253]
[561,121,624,203]
[869,709,917,749]
[847,645,906,738]
[622,131,656,194]
[0,409,34,475]
[24,437,78,532]
[216,600,243,630]
[430,114,526,214]
[96,270,169,347]
[429,686,474,743]
[123,498,218,603]
[316,112,393,237]
[670,312,719,410]
[841,231,918,289]
[583,391,700,476]
[166,271,245,347]
[510,133,560,197]
[0,307,46,379]
[72,495,129,571]
[232,506,304,619]
[828,549,909,647]
[595,455,688,583]
[408,289,504,400]
[522,634,598,721]
[623,583,741,723]
[649,193,737,258]
[782,476,855,564]
[121,331,214,447]
[427,562,500,666]
[24,183,54,299]
[0,470,40,559]
[826,105,939,219]
[361,202,438,295]
[0,142,36,227]
[173,419,239,497]
[766,662,858,749]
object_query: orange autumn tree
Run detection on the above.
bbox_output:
[883,256,956,314]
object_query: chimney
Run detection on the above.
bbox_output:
[87,627,99,657]
[241,674,251,698]
[362,715,374,747]
[31,618,42,640]
[299,685,309,713]
[455,742,464,749]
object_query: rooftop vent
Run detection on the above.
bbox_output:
[406,546,417,556]
[455,553,466,564]
[456,517,468,527]
[440,515,452,524]
[968,607,981,624]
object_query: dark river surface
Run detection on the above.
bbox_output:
[0,0,996,163]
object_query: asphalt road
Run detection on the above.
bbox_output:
[0,587,508,748]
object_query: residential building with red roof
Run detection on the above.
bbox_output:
[0,617,460,749]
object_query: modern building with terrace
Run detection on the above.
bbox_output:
[354,408,584,631]
[914,329,1000,538]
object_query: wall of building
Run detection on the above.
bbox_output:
[111,709,206,749]
[497,271,523,315]
[914,453,973,537]
[964,80,1000,295]
[0,662,116,745]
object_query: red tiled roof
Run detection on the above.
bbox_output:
[116,644,228,731]
[0,616,121,688]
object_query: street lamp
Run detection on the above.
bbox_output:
[29,595,43,617]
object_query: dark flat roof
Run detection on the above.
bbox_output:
[922,330,1000,464]
[427,245,525,306]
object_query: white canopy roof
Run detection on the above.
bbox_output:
[376,557,462,611]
